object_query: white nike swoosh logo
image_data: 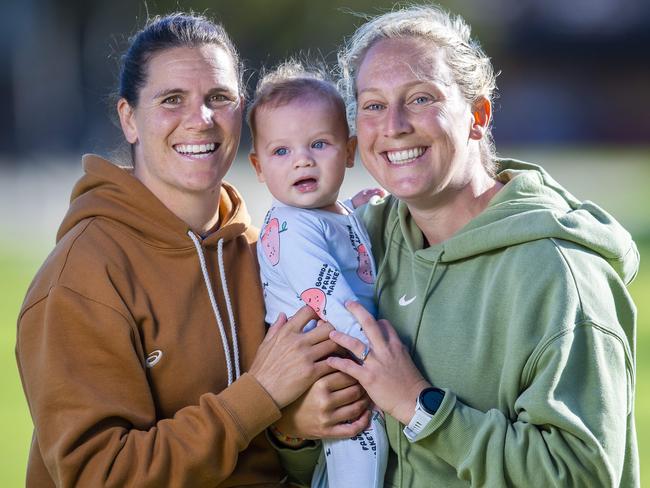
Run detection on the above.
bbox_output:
[399,295,416,306]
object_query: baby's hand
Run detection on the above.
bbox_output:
[351,188,386,208]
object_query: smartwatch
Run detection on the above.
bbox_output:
[403,387,445,442]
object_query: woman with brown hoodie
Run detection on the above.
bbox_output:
[15,13,366,487]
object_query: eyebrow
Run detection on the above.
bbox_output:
[358,78,448,96]
[262,131,339,151]
[151,86,238,100]
[152,88,186,100]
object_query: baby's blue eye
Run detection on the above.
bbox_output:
[312,141,326,149]
[274,147,288,156]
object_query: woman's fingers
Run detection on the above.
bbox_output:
[283,306,318,334]
[376,318,397,343]
[326,356,365,383]
[270,312,287,328]
[249,307,336,408]
[264,312,287,340]
[344,301,385,346]
[326,410,371,438]
[313,358,337,380]
[304,319,335,344]
[329,330,368,363]
[328,398,371,426]
[322,371,363,393]
[311,338,340,361]
[328,382,365,407]
[326,316,432,424]
[273,371,365,439]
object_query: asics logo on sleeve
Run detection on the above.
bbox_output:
[398,295,417,306]
[145,350,163,368]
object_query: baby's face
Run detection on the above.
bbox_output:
[250,97,354,212]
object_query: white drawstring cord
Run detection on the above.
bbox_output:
[217,238,241,379]
[187,230,234,385]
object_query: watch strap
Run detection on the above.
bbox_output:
[403,408,434,442]
[403,387,445,442]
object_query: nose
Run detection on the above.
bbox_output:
[383,104,413,138]
[293,150,316,168]
[184,103,215,131]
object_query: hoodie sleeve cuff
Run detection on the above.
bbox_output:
[422,394,485,468]
[267,431,321,487]
[406,388,457,443]
[213,372,282,450]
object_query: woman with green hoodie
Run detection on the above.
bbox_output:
[320,5,640,487]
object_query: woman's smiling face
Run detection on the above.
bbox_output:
[355,37,480,207]
[118,44,243,202]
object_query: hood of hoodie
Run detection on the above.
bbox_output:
[396,159,639,284]
[56,154,252,248]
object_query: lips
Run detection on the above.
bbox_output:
[293,176,318,192]
[385,146,427,165]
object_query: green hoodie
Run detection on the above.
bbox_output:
[359,160,639,487]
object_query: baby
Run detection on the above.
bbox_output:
[248,63,387,488]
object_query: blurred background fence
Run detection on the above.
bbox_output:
[2,0,650,158]
[1,0,648,485]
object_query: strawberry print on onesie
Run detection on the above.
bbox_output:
[300,263,341,320]
[356,244,374,284]
[261,217,287,266]
[300,288,327,320]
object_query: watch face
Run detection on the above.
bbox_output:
[421,388,445,414]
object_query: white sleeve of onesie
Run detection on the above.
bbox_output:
[258,207,368,344]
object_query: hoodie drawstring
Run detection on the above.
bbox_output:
[188,230,241,385]
[217,238,241,379]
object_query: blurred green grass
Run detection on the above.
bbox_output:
[1,253,40,486]
[1,148,648,486]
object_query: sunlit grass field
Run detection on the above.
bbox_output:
[1,148,648,486]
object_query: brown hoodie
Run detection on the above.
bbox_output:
[16,155,289,487]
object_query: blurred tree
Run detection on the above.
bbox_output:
[2,0,648,163]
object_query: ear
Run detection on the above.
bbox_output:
[117,98,139,144]
[345,136,357,168]
[249,152,266,183]
[469,97,491,141]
